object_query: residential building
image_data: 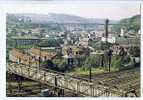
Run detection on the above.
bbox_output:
[29,48,57,61]
[9,48,34,65]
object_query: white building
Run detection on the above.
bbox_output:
[138,30,141,35]
[101,37,116,43]
[78,38,89,46]
[120,28,124,36]
[45,34,49,38]
[90,29,104,38]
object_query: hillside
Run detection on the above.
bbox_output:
[112,15,140,32]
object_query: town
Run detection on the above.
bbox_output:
[6,13,140,97]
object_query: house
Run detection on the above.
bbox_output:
[111,37,140,55]
[120,27,126,37]
[29,48,57,61]
[90,29,104,38]
[9,48,34,65]
[101,36,116,44]
[78,38,89,47]
[31,28,40,34]
[62,46,82,56]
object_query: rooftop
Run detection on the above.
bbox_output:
[29,48,57,59]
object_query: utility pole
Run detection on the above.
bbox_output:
[55,76,57,87]
[28,56,30,76]
[108,49,112,72]
[108,53,111,72]
[54,76,58,95]
[38,24,41,73]
[101,54,104,67]
[15,39,17,48]
[38,44,41,73]
[89,64,92,82]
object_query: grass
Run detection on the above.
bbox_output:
[6,80,39,87]
[16,45,35,49]
[68,67,117,77]
[6,80,42,97]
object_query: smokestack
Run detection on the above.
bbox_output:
[105,19,109,38]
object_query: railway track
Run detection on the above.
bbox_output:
[78,67,140,96]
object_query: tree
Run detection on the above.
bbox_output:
[28,30,32,35]
[8,28,17,37]
[111,55,131,71]
[129,46,140,57]
[38,38,60,47]
[100,42,112,50]
[84,55,101,68]
[40,29,46,37]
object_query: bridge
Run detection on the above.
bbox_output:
[7,61,125,97]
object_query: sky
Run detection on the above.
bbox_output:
[0,2,140,20]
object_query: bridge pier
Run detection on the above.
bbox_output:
[39,83,42,91]
[16,76,23,92]
[7,73,13,94]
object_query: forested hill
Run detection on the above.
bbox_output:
[7,13,116,24]
[112,15,140,33]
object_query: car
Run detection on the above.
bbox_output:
[40,89,54,97]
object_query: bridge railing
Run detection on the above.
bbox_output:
[7,61,124,97]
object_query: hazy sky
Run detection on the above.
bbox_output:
[1,3,140,20]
